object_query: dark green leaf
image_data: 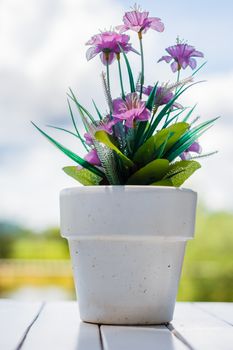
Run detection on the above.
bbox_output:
[119,44,135,93]
[31,122,104,177]
[126,159,169,185]
[146,83,158,111]
[133,122,189,166]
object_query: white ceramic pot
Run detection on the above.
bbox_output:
[60,186,197,325]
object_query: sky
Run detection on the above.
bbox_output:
[0,0,233,229]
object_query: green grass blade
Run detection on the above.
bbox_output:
[146,82,158,111]
[68,88,95,123]
[182,104,197,122]
[192,61,207,77]
[31,122,104,177]
[162,108,188,129]
[119,44,135,93]
[145,81,204,140]
[47,125,89,152]
[92,99,103,120]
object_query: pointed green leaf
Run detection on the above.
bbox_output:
[63,166,102,185]
[119,45,135,93]
[126,159,169,185]
[151,160,201,187]
[92,100,103,120]
[133,122,189,166]
[95,130,134,169]
[31,122,104,177]
[146,83,158,111]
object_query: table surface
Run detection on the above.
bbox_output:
[0,301,232,350]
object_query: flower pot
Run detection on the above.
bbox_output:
[60,186,197,325]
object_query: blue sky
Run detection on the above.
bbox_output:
[0,0,232,229]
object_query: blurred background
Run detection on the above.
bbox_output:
[0,0,232,301]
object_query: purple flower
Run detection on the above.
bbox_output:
[84,118,116,146]
[112,93,150,128]
[86,31,138,65]
[141,85,182,109]
[116,10,164,35]
[84,149,101,166]
[180,142,202,160]
[158,43,204,72]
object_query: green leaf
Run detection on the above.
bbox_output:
[145,81,203,139]
[165,117,218,162]
[68,89,95,123]
[151,160,201,187]
[133,122,189,166]
[63,166,102,185]
[92,99,103,120]
[31,122,104,177]
[126,159,169,185]
[95,130,134,169]
[146,83,158,111]
[182,104,197,122]
[119,44,135,93]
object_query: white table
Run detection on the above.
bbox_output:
[0,301,232,350]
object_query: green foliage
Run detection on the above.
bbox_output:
[95,130,134,170]
[127,159,169,185]
[133,122,189,166]
[119,45,135,93]
[151,160,201,187]
[63,167,103,185]
[31,122,104,177]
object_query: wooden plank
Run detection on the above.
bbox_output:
[195,302,233,325]
[173,302,232,328]
[0,300,43,350]
[22,301,102,350]
[171,302,233,350]
[101,325,187,350]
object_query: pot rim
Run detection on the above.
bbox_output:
[60,185,196,196]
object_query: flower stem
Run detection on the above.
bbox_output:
[175,69,181,94]
[106,60,110,93]
[139,33,144,99]
[117,55,125,99]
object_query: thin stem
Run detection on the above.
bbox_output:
[106,59,111,94]
[139,33,144,99]
[175,69,181,94]
[117,55,125,99]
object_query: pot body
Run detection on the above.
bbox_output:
[60,186,197,325]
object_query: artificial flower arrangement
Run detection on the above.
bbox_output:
[33,5,217,187]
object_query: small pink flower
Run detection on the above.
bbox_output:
[180,141,202,160]
[158,43,204,72]
[86,31,138,65]
[84,118,116,146]
[84,149,101,166]
[141,85,182,109]
[116,10,164,35]
[112,93,150,128]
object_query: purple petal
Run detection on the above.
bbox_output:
[180,151,191,160]
[86,46,99,61]
[148,17,165,32]
[84,149,101,166]
[100,52,116,65]
[171,61,179,72]
[192,50,204,58]
[115,24,128,33]
[188,58,197,69]
[188,142,202,153]
[84,132,93,145]
[158,55,172,63]
[112,97,126,114]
